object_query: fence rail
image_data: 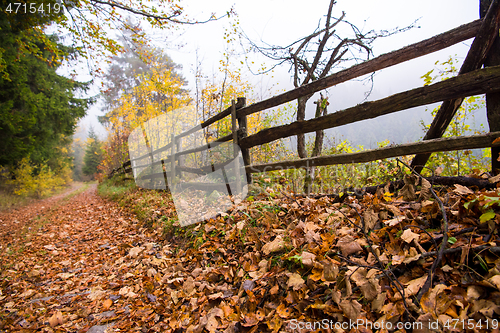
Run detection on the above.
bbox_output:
[109,3,500,189]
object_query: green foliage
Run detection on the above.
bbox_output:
[0,15,90,168]
[82,127,103,179]
[97,174,136,201]
[8,157,68,198]
[465,192,500,224]
[420,56,489,176]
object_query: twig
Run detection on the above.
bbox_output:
[420,245,500,259]
[329,201,414,319]
[396,159,449,303]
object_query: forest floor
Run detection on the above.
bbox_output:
[0,176,500,332]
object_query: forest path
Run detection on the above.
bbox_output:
[0,183,163,332]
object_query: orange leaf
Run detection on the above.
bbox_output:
[103,298,113,310]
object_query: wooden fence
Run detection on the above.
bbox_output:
[110,0,500,189]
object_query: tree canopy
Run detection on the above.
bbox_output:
[0,10,90,167]
[0,0,233,78]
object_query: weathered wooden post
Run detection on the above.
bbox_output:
[481,0,500,174]
[236,97,252,184]
[176,136,183,178]
[231,100,242,195]
[410,0,500,173]
[170,133,176,187]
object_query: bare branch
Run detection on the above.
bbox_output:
[88,0,228,25]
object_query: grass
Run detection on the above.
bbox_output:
[97,174,179,231]
[60,182,93,202]
[97,174,137,201]
[0,183,31,211]
[0,180,93,212]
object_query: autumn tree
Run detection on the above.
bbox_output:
[98,33,191,175]
[100,23,186,123]
[241,0,414,193]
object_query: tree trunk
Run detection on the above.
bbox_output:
[296,96,308,159]
[304,95,328,194]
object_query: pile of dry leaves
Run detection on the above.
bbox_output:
[1,175,500,332]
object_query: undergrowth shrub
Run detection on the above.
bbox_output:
[9,157,69,198]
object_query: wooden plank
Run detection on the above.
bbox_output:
[411,0,500,172]
[176,97,246,140]
[240,66,500,149]
[170,133,176,185]
[235,19,482,119]
[245,131,500,174]
[236,98,252,183]
[117,19,482,178]
[231,100,242,194]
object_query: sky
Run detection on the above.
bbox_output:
[80,0,483,147]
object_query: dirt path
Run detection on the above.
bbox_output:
[0,184,164,332]
[0,182,88,235]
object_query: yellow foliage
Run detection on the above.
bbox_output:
[9,157,69,198]
[107,66,191,135]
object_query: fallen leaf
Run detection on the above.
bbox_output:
[262,235,285,255]
[401,229,420,243]
[128,246,144,258]
[287,273,305,290]
[102,299,113,310]
[383,215,405,226]
[339,299,362,320]
[395,275,428,300]
[453,184,474,195]
[418,178,432,201]
[337,235,363,256]
[363,207,379,232]
[48,311,63,327]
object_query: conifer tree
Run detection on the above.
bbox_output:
[82,127,102,178]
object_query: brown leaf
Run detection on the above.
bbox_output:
[183,276,196,294]
[339,299,362,320]
[287,273,305,290]
[395,275,428,301]
[383,215,405,227]
[323,260,338,281]
[262,235,285,255]
[401,174,417,201]
[128,246,144,258]
[276,303,291,318]
[363,207,379,232]
[349,269,380,301]
[270,285,279,295]
[371,292,386,312]
[300,251,316,267]
[488,173,500,183]
[418,178,432,201]
[401,229,420,243]
[48,311,63,327]
[453,184,474,195]
[102,298,113,310]
[337,235,363,256]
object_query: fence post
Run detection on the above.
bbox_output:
[170,133,176,188]
[481,0,500,174]
[176,136,183,178]
[231,100,242,195]
[236,97,252,184]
